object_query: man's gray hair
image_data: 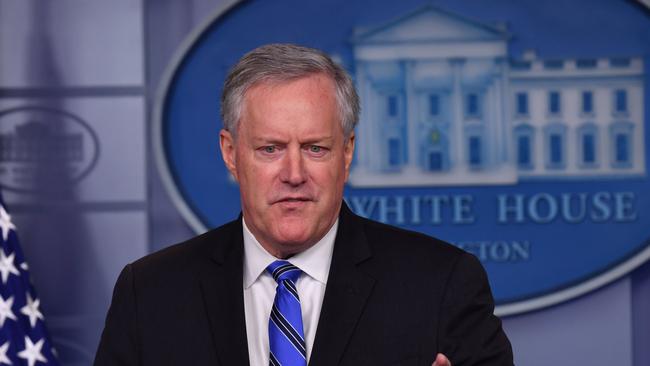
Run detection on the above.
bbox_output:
[221,43,360,138]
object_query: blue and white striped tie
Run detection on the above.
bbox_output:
[267,260,306,366]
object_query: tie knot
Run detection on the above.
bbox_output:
[266,260,302,284]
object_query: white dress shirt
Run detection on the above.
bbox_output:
[242,218,338,366]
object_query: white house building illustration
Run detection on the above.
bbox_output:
[347,6,645,187]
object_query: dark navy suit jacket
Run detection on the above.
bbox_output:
[94,204,513,365]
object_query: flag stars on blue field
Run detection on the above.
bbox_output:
[0,342,10,365]
[18,336,47,366]
[0,206,15,242]
[0,295,17,326]
[0,201,59,365]
[0,249,19,284]
[21,294,44,328]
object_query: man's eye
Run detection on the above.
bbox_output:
[263,146,276,153]
[309,145,322,153]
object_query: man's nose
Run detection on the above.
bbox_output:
[280,148,307,186]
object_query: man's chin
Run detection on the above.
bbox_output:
[270,227,318,252]
[273,232,313,247]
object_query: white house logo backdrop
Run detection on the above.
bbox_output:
[0,107,99,193]
[155,1,650,315]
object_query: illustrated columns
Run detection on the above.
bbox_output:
[450,58,466,170]
[404,60,419,172]
[497,57,512,164]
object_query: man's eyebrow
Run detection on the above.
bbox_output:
[250,136,288,145]
[249,135,335,145]
[301,136,334,145]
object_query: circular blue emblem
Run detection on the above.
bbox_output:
[154,0,650,315]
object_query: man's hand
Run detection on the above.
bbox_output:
[432,353,451,366]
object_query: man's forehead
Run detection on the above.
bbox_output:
[240,74,339,117]
[245,72,335,96]
[231,73,344,141]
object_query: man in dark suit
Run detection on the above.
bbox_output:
[95,44,513,366]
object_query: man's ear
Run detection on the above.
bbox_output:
[219,129,238,182]
[343,132,355,181]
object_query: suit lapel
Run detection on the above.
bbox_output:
[198,220,250,366]
[309,205,375,366]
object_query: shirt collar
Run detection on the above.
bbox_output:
[242,217,338,289]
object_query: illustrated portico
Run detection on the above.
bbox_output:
[349,6,517,186]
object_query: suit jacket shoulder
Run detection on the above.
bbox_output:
[357,213,466,267]
[309,205,513,366]
[94,218,249,366]
[128,218,241,288]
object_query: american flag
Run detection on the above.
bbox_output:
[0,197,59,366]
